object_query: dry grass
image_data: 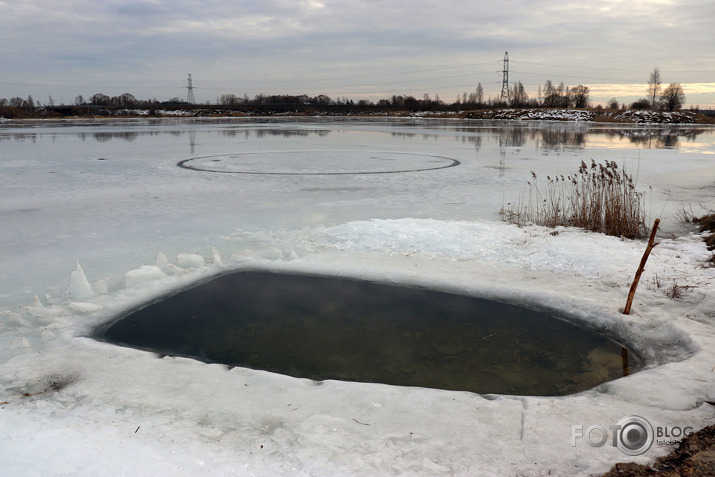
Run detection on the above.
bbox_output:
[694,213,715,251]
[501,160,648,238]
[674,203,696,228]
[664,282,688,299]
[648,274,696,299]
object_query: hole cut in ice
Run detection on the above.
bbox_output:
[95,271,641,396]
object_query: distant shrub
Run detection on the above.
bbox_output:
[630,98,651,110]
[0,105,62,119]
[0,106,29,119]
[500,160,649,239]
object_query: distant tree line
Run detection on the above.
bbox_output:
[0,92,201,118]
[73,92,184,107]
[471,80,593,109]
[0,67,691,117]
[2,95,36,109]
[212,80,594,111]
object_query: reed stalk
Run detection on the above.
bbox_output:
[500,160,648,239]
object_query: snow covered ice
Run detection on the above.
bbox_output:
[1,118,714,476]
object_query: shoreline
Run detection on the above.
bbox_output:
[3,106,714,125]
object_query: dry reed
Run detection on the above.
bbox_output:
[501,159,648,238]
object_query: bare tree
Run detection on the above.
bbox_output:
[90,93,111,105]
[537,85,543,106]
[541,80,569,108]
[570,85,590,108]
[315,94,332,105]
[117,93,137,106]
[510,81,528,108]
[557,82,567,105]
[219,93,239,105]
[476,83,483,105]
[607,97,619,110]
[648,67,661,110]
[660,83,685,111]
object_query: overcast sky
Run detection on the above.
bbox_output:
[2,0,714,107]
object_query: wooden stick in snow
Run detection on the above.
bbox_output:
[623,219,660,315]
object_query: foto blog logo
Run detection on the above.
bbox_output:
[572,416,654,456]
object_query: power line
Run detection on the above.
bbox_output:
[198,61,500,85]
[511,59,638,73]
[509,69,642,84]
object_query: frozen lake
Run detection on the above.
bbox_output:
[1,118,714,307]
[1,118,714,476]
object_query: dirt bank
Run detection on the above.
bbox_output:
[602,424,715,476]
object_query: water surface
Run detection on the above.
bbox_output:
[96,271,641,396]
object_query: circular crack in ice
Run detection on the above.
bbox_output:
[177,150,461,175]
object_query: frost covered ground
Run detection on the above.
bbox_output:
[1,118,714,476]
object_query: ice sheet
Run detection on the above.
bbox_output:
[1,118,714,476]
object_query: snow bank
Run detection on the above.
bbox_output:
[2,219,714,476]
[124,265,167,288]
[462,108,703,123]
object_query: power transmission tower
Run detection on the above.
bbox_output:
[500,52,509,103]
[186,74,196,104]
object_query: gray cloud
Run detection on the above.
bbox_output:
[1,0,713,106]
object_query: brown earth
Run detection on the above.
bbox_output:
[601,424,715,476]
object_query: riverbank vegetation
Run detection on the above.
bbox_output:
[500,160,649,239]
[2,102,713,124]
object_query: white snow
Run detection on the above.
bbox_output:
[124,265,168,288]
[1,118,714,476]
[176,253,206,269]
[466,108,701,123]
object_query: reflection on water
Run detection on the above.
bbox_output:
[97,271,642,396]
[451,125,708,151]
[217,128,333,139]
[0,119,711,154]
[584,127,707,149]
[88,131,141,142]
